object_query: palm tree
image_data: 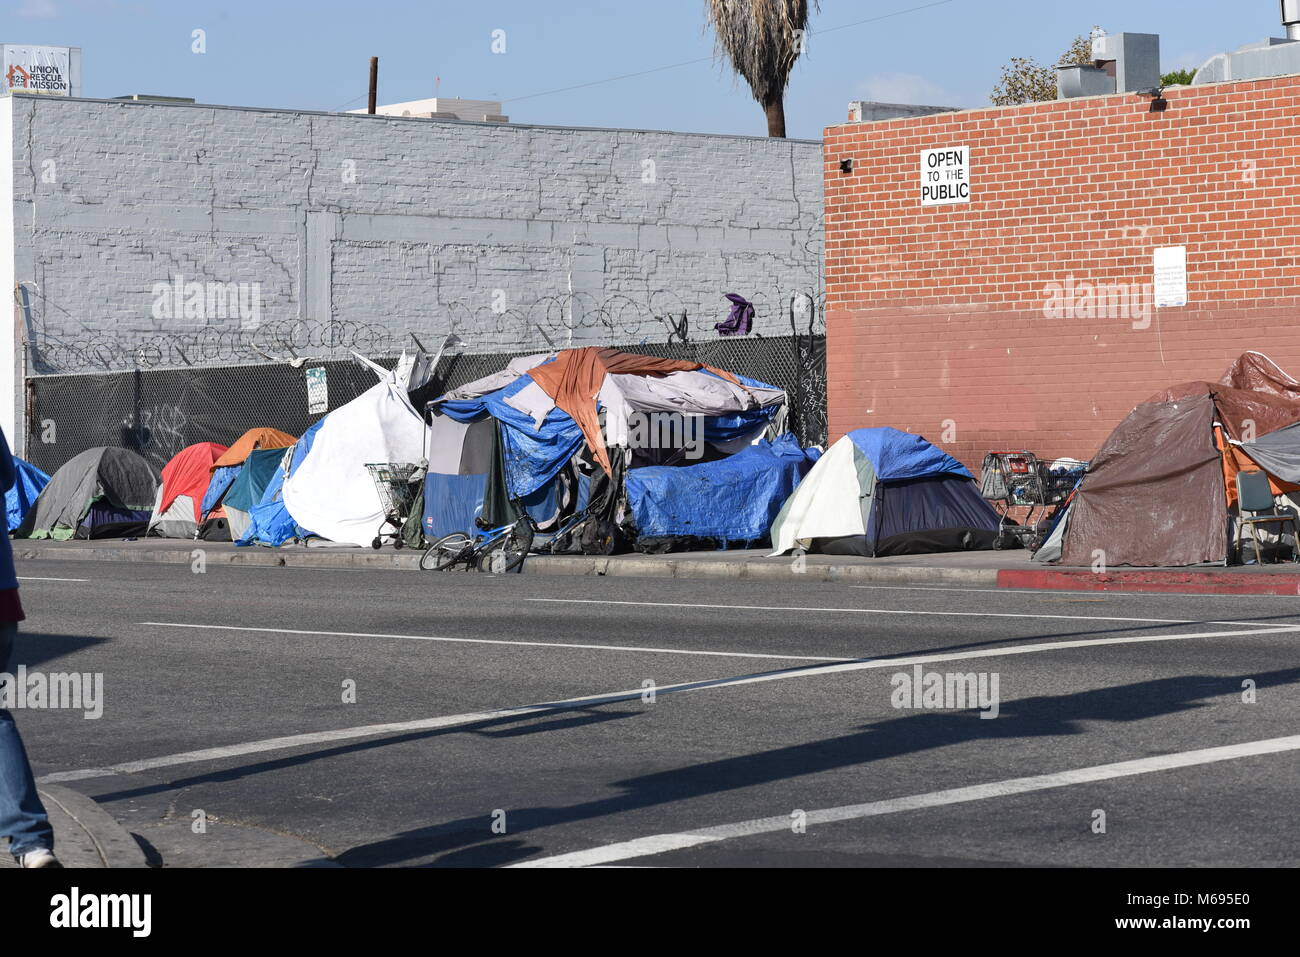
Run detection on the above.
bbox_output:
[705,0,819,137]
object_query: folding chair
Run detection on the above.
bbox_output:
[1235,469,1300,564]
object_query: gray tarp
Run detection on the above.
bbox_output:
[1242,421,1300,484]
[17,446,158,539]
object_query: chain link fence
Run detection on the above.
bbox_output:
[24,296,825,475]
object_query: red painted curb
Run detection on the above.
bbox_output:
[998,569,1300,596]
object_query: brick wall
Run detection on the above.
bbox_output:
[823,74,1300,472]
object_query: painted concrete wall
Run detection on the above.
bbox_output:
[3,95,823,452]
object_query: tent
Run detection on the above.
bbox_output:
[6,458,50,532]
[769,428,1001,557]
[16,447,158,540]
[625,435,819,548]
[282,353,434,548]
[199,427,296,538]
[235,418,327,547]
[220,447,288,541]
[146,442,228,538]
[1050,353,1300,567]
[425,346,789,548]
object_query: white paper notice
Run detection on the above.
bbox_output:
[1153,246,1187,308]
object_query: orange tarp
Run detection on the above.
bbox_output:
[211,428,296,470]
[526,347,740,475]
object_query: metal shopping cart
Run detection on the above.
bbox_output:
[980,451,1083,551]
[364,462,424,550]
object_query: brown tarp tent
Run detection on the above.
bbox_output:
[1058,356,1300,567]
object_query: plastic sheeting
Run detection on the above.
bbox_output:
[201,465,242,518]
[6,458,50,532]
[282,376,426,548]
[625,435,817,543]
[1059,395,1227,567]
[236,418,326,547]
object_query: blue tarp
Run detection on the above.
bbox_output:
[422,472,489,540]
[847,427,971,481]
[236,418,326,546]
[201,464,242,517]
[439,371,783,500]
[6,458,50,532]
[222,448,284,513]
[624,435,819,542]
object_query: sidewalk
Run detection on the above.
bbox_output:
[0,785,149,869]
[15,538,1300,595]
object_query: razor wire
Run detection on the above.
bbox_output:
[24,291,826,474]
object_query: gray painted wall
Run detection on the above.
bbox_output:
[5,96,822,400]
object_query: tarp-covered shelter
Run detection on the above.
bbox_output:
[236,418,326,547]
[147,442,228,538]
[769,427,1001,557]
[220,447,287,541]
[626,435,818,547]
[17,447,158,540]
[282,352,433,548]
[425,347,789,546]
[6,458,50,532]
[1053,353,1300,567]
[199,427,296,539]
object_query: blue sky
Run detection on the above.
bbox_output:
[3,0,1289,138]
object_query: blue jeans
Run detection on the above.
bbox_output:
[0,622,53,856]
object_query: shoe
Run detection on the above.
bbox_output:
[17,848,61,868]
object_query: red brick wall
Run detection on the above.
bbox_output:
[824,75,1300,472]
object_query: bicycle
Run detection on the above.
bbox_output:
[419,514,535,573]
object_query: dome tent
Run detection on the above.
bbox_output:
[16,447,158,540]
[146,442,228,538]
[769,427,1001,557]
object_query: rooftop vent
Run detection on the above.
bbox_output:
[1193,1,1300,84]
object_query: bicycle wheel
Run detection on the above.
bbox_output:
[477,520,535,574]
[420,532,473,571]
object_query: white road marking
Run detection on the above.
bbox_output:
[850,582,1300,602]
[512,733,1300,868]
[42,622,1300,783]
[136,621,850,663]
[17,576,89,582]
[524,597,1296,630]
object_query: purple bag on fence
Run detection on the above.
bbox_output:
[715,293,754,336]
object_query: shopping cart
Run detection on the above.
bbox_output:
[980,451,1084,551]
[364,462,424,550]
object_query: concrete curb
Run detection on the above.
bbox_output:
[37,785,150,869]
[13,542,1004,586]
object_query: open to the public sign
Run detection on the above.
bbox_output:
[920,146,970,206]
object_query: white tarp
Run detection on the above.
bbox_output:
[767,437,865,556]
[282,357,430,548]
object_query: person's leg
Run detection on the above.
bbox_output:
[0,622,54,856]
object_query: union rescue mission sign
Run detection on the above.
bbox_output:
[920,146,970,207]
[2,44,77,96]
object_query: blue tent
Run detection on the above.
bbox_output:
[771,427,1001,557]
[6,458,50,532]
[236,418,326,546]
[625,435,818,544]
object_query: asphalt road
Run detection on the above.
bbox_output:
[9,556,1300,867]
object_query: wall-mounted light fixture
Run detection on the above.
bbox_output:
[839,158,853,174]
[1136,86,1167,112]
